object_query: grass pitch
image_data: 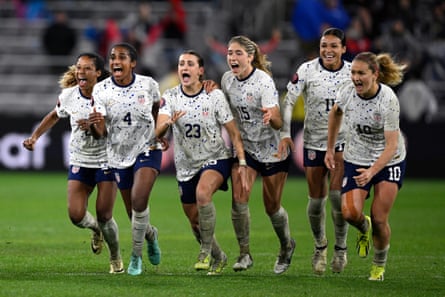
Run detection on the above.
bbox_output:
[0,172,444,297]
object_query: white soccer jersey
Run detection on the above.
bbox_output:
[160,86,233,181]
[283,58,351,150]
[221,68,284,163]
[56,86,108,168]
[336,82,407,166]
[92,74,160,169]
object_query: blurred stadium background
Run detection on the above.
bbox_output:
[0,0,444,178]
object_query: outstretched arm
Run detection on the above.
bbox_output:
[23,109,59,151]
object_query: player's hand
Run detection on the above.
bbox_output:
[171,110,186,123]
[353,168,373,187]
[202,80,219,93]
[76,118,90,131]
[237,165,249,193]
[158,137,170,151]
[88,107,103,126]
[261,107,272,125]
[324,150,336,169]
[23,137,36,151]
[277,137,294,160]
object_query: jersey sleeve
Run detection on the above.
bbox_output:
[213,89,234,125]
[158,89,173,116]
[55,88,70,118]
[91,83,107,116]
[150,79,161,103]
[260,74,279,109]
[383,88,401,132]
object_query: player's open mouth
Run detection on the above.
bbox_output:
[113,67,123,74]
[181,73,190,83]
[78,78,87,87]
[230,64,239,70]
[354,82,364,93]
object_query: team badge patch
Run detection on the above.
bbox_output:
[373,112,382,122]
[71,166,80,174]
[308,149,316,161]
[291,73,299,84]
[138,93,145,104]
[246,92,254,102]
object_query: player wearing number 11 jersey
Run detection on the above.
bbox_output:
[280,28,351,275]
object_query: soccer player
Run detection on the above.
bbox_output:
[221,35,295,274]
[23,53,124,274]
[280,28,351,274]
[156,50,248,275]
[89,43,162,276]
[325,51,407,281]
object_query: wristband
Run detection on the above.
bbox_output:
[239,159,247,167]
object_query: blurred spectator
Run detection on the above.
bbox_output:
[13,0,50,21]
[98,19,122,59]
[42,11,77,74]
[382,0,417,34]
[430,0,445,39]
[398,70,439,123]
[121,0,186,78]
[204,0,284,76]
[158,0,187,69]
[344,16,372,61]
[374,18,426,77]
[291,0,350,59]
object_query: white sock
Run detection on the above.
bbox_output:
[132,209,149,257]
[99,218,120,260]
[307,196,327,247]
[198,202,216,255]
[330,190,348,249]
[232,202,250,254]
[270,206,291,249]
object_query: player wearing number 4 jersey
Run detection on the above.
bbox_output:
[90,43,162,276]
[221,35,295,275]
[157,50,248,275]
[325,51,407,281]
[281,28,351,275]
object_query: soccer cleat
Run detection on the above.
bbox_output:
[91,230,104,255]
[356,215,372,258]
[194,251,211,271]
[207,252,228,275]
[127,253,142,276]
[274,238,296,274]
[109,258,124,274]
[233,253,253,272]
[147,226,161,265]
[368,264,385,281]
[312,244,327,275]
[331,246,347,273]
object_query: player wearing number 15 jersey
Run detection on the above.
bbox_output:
[221,35,295,275]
